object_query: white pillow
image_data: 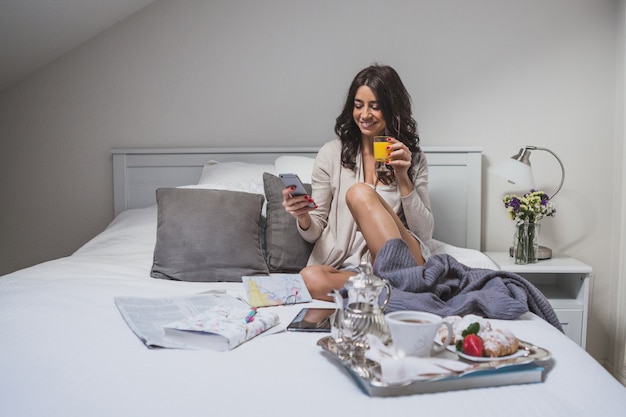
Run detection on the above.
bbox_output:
[180,181,265,196]
[274,156,315,183]
[180,181,268,215]
[198,161,276,185]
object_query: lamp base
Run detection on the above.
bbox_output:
[509,245,552,260]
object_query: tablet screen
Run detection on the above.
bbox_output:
[286,308,336,332]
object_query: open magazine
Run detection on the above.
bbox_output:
[242,274,312,307]
[114,293,279,351]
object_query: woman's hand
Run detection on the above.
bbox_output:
[385,137,412,177]
[385,137,414,196]
[282,186,316,229]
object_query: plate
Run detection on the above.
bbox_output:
[441,340,549,362]
[448,344,526,362]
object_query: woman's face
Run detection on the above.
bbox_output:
[353,85,386,139]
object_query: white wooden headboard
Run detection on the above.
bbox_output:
[111,146,482,250]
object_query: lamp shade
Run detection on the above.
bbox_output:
[489,158,535,189]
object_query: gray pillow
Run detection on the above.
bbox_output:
[263,173,314,272]
[150,188,269,282]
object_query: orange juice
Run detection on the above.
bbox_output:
[373,139,389,162]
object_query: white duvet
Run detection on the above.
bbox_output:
[1,207,625,417]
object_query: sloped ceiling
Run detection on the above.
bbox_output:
[0,0,157,91]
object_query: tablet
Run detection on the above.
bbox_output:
[286,308,336,332]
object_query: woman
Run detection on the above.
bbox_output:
[282,64,434,300]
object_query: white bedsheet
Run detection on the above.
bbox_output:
[1,207,625,417]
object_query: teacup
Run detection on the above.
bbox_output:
[385,311,453,357]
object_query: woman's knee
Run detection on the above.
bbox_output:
[346,182,377,208]
[299,265,321,283]
[299,265,353,300]
[300,265,327,292]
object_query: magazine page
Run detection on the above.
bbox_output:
[242,274,312,307]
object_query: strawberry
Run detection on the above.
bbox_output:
[462,334,484,357]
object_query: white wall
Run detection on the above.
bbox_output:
[0,0,621,364]
[611,0,626,384]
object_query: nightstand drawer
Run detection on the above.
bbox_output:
[554,309,584,346]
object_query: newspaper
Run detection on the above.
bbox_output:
[114,293,278,350]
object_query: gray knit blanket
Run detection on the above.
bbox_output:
[373,239,562,331]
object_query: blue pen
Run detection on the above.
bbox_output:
[245,308,257,323]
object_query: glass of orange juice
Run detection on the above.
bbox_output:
[373,136,391,173]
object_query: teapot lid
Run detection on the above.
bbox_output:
[345,262,386,289]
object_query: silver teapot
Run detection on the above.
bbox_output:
[330,262,392,360]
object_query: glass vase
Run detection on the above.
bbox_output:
[512,221,540,264]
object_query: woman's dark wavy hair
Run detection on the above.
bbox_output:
[335,64,421,178]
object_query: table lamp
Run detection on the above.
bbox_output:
[489,145,565,259]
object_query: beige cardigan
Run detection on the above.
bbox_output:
[298,139,434,268]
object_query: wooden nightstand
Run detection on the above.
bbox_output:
[485,252,592,348]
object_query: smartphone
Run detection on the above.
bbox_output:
[286,307,336,332]
[278,173,315,207]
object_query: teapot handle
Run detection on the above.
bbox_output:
[380,279,392,311]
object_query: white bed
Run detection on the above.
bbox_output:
[1,146,625,417]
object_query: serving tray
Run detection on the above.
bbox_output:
[317,336,552,397]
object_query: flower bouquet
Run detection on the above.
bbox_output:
[503,190,556,264]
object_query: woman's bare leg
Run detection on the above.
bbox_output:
[300,265,356,301]
[345,183,424,265]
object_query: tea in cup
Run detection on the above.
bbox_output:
[385,311,453,357]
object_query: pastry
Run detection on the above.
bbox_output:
[438,314,491,344]
[481,328,520,357]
